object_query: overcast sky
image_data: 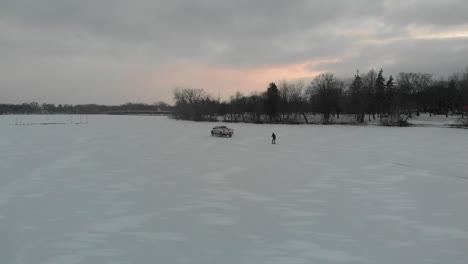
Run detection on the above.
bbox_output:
[1,0,467,104]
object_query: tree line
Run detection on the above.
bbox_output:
[2,68,467,126]
[173,68,468,126]
[0,102,173,115]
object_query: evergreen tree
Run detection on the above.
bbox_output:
[375,69,386,118]
[349,70,365,122]
[384,75,396,119]
[385,75,395,111]
[265,82,280,121]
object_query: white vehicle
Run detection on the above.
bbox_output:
[211,126,234,137]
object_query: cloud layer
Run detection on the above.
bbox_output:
[1,0,467,103]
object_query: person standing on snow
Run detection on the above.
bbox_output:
[271,133,276,144]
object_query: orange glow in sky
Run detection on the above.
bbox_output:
[143,58,342,102]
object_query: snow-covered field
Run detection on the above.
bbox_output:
[1,115,467,264]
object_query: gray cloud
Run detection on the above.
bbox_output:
[383,0,468,27]
[1,0,467,103]
[318,37,468,78]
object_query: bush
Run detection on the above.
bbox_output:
[380,113,411,127]
[458,117,468,127]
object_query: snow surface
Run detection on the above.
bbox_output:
[1,115,468,264]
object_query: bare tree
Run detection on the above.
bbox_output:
[173,88,206,104]
[308,73,344,124]
[290,81,308,123]
[462,67,468,118]
[173,88,208,120]
[278,81,292,121]
[396,72,433,116]
[362,69,377,121]
[228,91,247,122]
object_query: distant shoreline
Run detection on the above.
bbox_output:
[4,113,466,128]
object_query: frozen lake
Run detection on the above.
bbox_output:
[1,115,467,264]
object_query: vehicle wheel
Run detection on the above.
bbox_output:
[229,134,232,137]
[211,131,214,136]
